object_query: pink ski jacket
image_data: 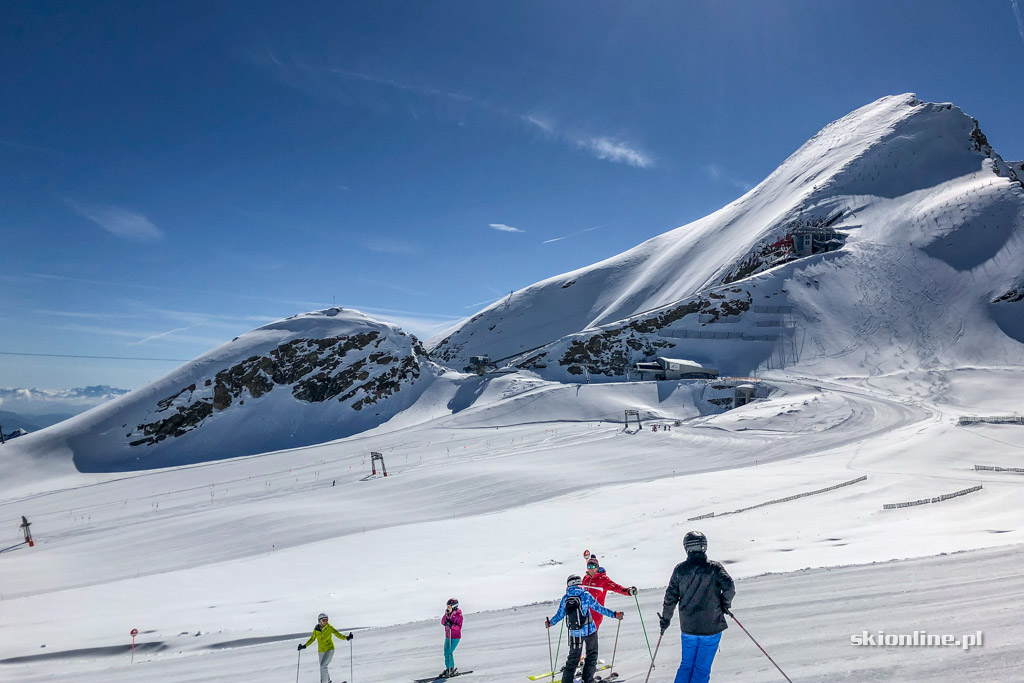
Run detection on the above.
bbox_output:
[442,608,463,639]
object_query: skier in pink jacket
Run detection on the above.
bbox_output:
[439,598,464,678]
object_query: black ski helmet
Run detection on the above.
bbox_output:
[683,530,708,554]
[566,574,582,587]
[447,598,459,608]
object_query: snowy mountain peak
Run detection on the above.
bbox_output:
[431,94,1024,380]
[12,307,440,471]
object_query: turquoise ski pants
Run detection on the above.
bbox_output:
[444,637,460,669]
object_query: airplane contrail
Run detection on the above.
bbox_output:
[542,223,613,244]
[1012,0,1024,45]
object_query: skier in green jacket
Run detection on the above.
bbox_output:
[298,613,353,683]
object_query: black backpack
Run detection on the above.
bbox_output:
[564,595,591,630]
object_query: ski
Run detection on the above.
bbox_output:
[527,662,608,680]
[413,670,473,682]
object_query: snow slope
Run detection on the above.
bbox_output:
[3,545,1020,682]
[1,368,1023,682]
[430,95,1024,382]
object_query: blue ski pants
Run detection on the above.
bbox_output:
[444,637,460,669]
[673,631,721,683]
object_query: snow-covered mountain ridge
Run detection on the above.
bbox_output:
[8,94,1024,472]
[431,94,1024,381]
[9,308,439,471]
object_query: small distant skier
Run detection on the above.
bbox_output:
[298,613,353,683]
[20,516,33,546]
[581,554,636,631]
[546,574,623,683]
[439,597,463,678]
[659,531,735,683]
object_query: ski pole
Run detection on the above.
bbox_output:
[551,620,564,682]
[727,611,793,683]
[609,616,622,674]
[295,649,301,683]
[546,622,554,683]
[643,631,664,683]
[634,593,654,661]
[350,636,354,683]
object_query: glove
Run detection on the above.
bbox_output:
[628,586,638,596]
[658,612,670,635]
[614,611,624,620]
[348,632,355,640]
[297,644,306,651]
[545,617,552,628]
[722,604,732,617]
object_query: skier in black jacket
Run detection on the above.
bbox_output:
[659,531,735,683]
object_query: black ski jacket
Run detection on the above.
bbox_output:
[662,552,736,636]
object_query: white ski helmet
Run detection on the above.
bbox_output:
[567,574,582,587]
[318,613,329,621]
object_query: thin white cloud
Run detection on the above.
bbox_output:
[704,164,754,192]
[582,137,653,168]
[328,67,477,105]
[522,114,556,135]
[489,223,525,233]
[1012,0,1024,45]
[254,55,655,171]
[543,223,612,245]
[522,113,653,168]
[68,202,163,242]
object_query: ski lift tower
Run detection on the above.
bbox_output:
[370,452,388,477]
[624,409,642,431]
[468,355,493,376]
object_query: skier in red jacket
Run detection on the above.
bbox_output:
[581,555,637,630]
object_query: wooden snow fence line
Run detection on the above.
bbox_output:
[883,485,983,510]
[975,465,1024,474]
[958,416,1024,426]
[686,475,868,521]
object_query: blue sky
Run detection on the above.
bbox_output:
[2,0,1023,391]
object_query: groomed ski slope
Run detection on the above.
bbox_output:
[2,367,1023,681]
[6,546,1019,682]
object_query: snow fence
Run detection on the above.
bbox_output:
[687,475,867,521]
[882,485,983,510]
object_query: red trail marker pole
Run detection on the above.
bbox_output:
[130,628,138,663]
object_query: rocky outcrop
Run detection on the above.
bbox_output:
[516,288,754,378]
[127,327,428,447]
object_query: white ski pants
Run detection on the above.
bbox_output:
[318,649,334,683]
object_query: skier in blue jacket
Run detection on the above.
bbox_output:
[546,574,623,683]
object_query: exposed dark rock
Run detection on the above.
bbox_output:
[128,328,423,448]
[516,288,754,378]
[993,287,1024,304]
[970,119,990,152]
